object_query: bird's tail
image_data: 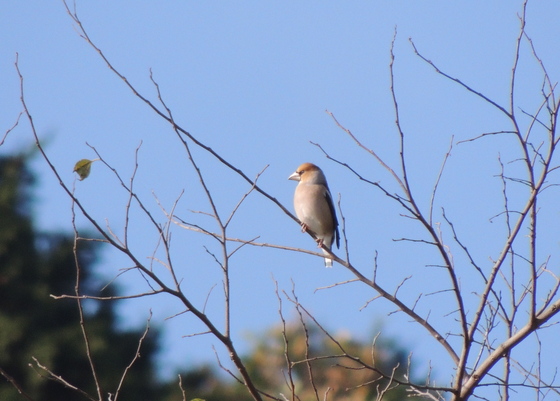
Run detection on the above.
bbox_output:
[323,249,333,268]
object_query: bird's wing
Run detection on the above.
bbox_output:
[324,186,340,248]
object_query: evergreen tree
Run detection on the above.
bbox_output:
[0,153,161,400]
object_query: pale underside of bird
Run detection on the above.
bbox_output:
[288,162,340,267]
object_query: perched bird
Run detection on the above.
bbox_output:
[288,163,340,267]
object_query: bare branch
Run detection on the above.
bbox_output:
[113,312,153,401]
[70,189,103,400]
[409,39,512,120]
[429,136,453,225]
[1,111,22,147]
[30,357,97,401]
[0,365,36,401]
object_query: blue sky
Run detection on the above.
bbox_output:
[2,0,560,394]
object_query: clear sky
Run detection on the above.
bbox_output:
[1,0,559,392]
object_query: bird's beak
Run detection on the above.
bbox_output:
[288,172,300,181]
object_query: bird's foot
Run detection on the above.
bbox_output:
[300,223,308,233]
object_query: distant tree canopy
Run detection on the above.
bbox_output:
[170,321,419,401]
[242,322,414,401]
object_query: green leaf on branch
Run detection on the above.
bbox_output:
[73,158,99,180]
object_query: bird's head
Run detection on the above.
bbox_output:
[288,162,327,185]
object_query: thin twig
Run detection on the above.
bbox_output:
[1,111,22,147]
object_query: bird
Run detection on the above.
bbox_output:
[288,162,340,267]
